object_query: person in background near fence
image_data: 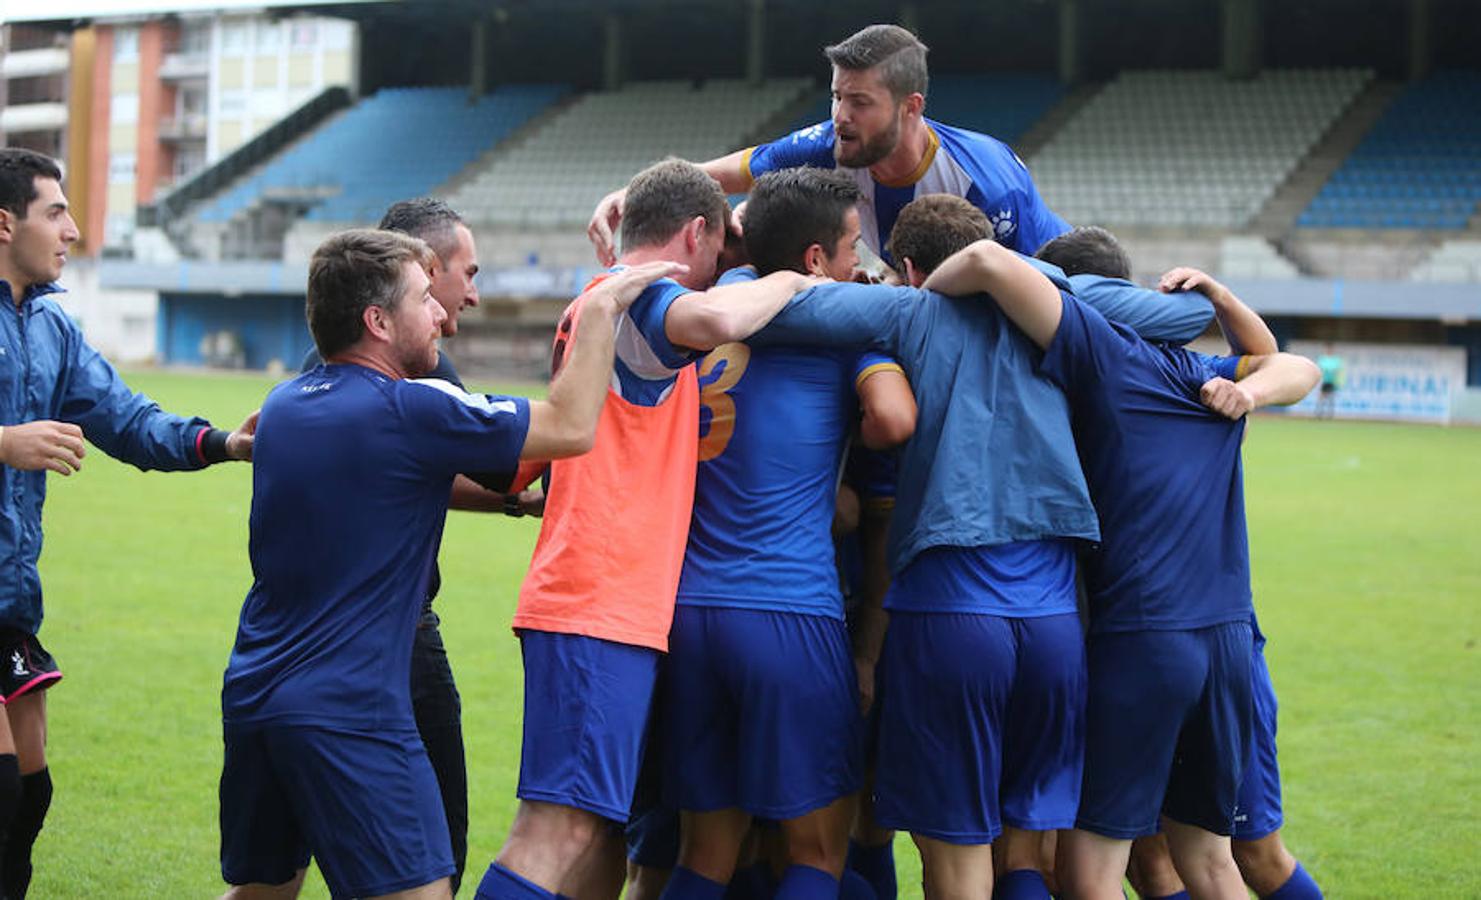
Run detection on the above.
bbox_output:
[0,147,258,899]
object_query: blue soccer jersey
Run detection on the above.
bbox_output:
[676,326,902,617]
[743,118,1069,258]
[222,365,530,728]
[1037,295,1253,633]
[886,540,1079,617]
[607,272,702,405]
[751,277,1099,576]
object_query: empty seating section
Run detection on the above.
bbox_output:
[1300,71,1481,230]
[1410,240,1481,282]
[194,85,565,224]
[449,79,812,226]
[779,74,1065,148]
[1031,69,1372,228]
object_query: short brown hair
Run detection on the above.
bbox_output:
[0,148,63,219]
[1035,226,1132,280]
[824,24,929,100]
[306,229,434,358]
[886,194,991,276]
[619,157,728,252]
[744,168,863,276]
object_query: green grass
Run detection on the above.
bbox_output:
[28,371,1481,898]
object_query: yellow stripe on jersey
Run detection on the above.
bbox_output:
[864,496,897,513]
[739,147,757,189]
[877,125,940,189]
[855,361,905,390]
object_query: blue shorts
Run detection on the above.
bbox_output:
[1234,623,1283,841]
[626,659,680,869]
[1077,621,1253,839]
[875,612,1085,844]
[220,723,453,897]
[663,606,864,820]
[518,630,661,823]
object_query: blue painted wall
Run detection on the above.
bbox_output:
[158,293,313,370]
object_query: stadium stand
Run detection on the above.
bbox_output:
[1298,71,1481,230]
[447,79,812,228]
[1219,235,1301,279]
[1410,240,1481,282]
[1029,69,1372,228]
[192,85,566,227]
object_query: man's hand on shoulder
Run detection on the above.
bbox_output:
[226,410,260,462]
[0,420,86,475]
[586,260,689,318]
[1160,267,1232,306]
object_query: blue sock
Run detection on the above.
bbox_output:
[775,864,839,900]
[1264,862,1323,899]
[846,840,897,900]
[726,861,776,900]
[474,862,557,900]
[663,866,729,900]
[994,869,1051,899]
[840,867,877,900]
[1146,892,1189,900]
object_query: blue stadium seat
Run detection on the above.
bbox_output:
[1298,70,1481,230]
[196,85,567,224]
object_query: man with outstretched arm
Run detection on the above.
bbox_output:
[588,24,1067,266]
[0,147,255,899]
[218,228,682,900]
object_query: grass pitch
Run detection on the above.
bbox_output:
[28,370,1481,898]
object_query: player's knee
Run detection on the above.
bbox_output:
[0,754,20,827]
[1231,835,1296,894]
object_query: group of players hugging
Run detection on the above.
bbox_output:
[0,19,1329,900]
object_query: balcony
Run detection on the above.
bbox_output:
[0,103,67,134]
[157,114,208,142]
[158,52,208,81]
[1,48,68,80]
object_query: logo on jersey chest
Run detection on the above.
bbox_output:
[989,209,1017,242]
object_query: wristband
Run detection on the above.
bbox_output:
[199,427,233,464]
[502,493,525,518]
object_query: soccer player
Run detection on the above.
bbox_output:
[1031,237,1326,900]
[916,227,1318,900]
[219,229,681,900]
[298,197,523,894]
[0,148,256,899]
[588,24,1067,265]
[658,167,914,900]
[477,159,815,900]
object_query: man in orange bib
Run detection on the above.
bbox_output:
[476,159,813,900]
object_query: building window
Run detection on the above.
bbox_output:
[218,90,247,115]
[178,84,207,118]
[113,27,139,62]
[221,20,248,55]
[106,213,135,246]
[111,93,140,124]
[174,146,207,182]
[108,153,137,184]
[290,21,318,49]
[255,21,282,53]
[179,21,210,56]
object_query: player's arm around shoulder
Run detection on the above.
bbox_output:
[663,269,818,353]
[856,360,916,450]
[921,239,1064,349]
[522,261,687,459]
[1199,353,1322,420]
